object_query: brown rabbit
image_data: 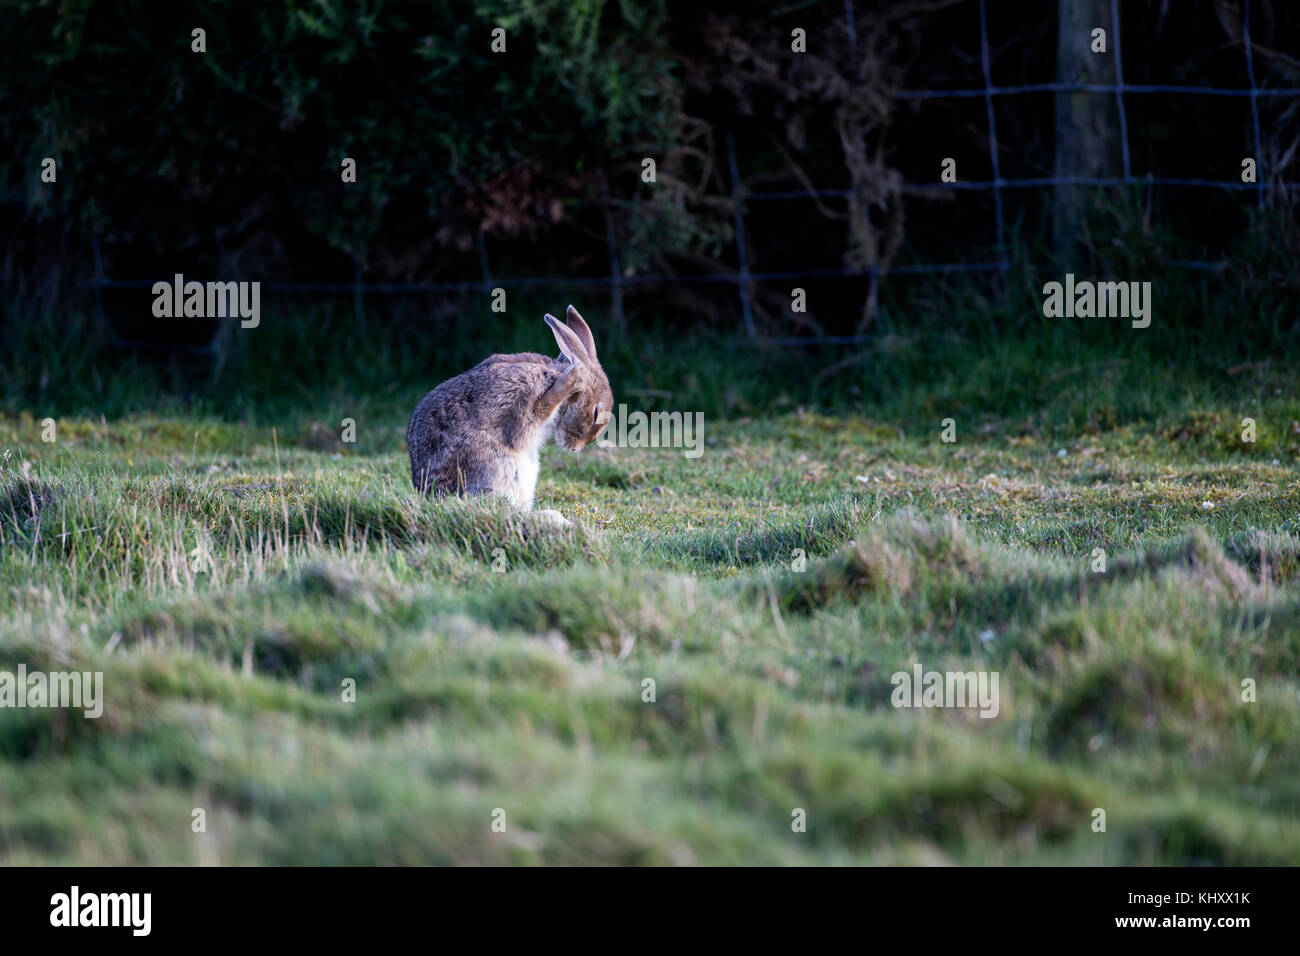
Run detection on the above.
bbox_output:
[406,305,613,525]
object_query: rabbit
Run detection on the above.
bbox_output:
[406,305,613,527]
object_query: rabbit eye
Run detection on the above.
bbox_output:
[593,404,600,423]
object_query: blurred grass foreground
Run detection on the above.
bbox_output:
[1,367,1298,862]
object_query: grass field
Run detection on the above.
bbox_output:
[2,341,1298,865]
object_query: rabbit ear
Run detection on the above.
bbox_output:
[565,305,598,363]
[544,313,589,366]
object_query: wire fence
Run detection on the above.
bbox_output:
[88,0,1296,351]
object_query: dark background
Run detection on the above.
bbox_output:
[1,0,1297,418]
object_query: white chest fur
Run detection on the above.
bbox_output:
[509,417,556,510]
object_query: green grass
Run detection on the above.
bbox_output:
[1,343,1298,865]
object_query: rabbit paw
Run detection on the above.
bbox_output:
[535,508,572,529]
